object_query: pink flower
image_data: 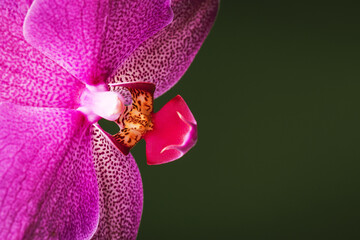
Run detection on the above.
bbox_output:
[0,0,218,239]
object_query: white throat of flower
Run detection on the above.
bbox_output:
[77,84,125,123]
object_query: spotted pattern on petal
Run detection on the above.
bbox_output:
[0,0,84,108]
[91,127,143,240]
[109,0,219,99]
[99,0,174,80]
[24,0,173,85]
[0,103,99,239]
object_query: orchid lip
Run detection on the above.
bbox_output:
[111,82,156,154]
[78,81,198,166]
[160,111,198,155]
[94,82,198,166]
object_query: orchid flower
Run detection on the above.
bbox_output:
[0,0,218,239]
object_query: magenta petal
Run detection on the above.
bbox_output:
[0,103,99,239]
[109,0,219,98]
[144,95,197,165]
[91,126,143,240]
[0,0,84,108]
[24,0,173,85]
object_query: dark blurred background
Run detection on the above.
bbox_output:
[132,1,360,239]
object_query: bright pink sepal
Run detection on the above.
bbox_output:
[144,95,197,165]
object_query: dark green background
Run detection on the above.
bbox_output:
[114,1,360,239]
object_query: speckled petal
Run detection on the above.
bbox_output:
[0,103,99,239]
[0,0,84,108]
[109,0,219,99]
[91,126,143,240]
[24,0,173,85]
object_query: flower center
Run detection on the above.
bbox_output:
[113,84,155,149]
[88,82,198,164]
[79,82,155,154]
[77,84,125,123]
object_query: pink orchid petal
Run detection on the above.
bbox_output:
[109,0,219,99]
[0,0,84,108]
[144,95,197,165]
[24,0,173,85]
[91,126,143,240]
[0,103,99,239]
